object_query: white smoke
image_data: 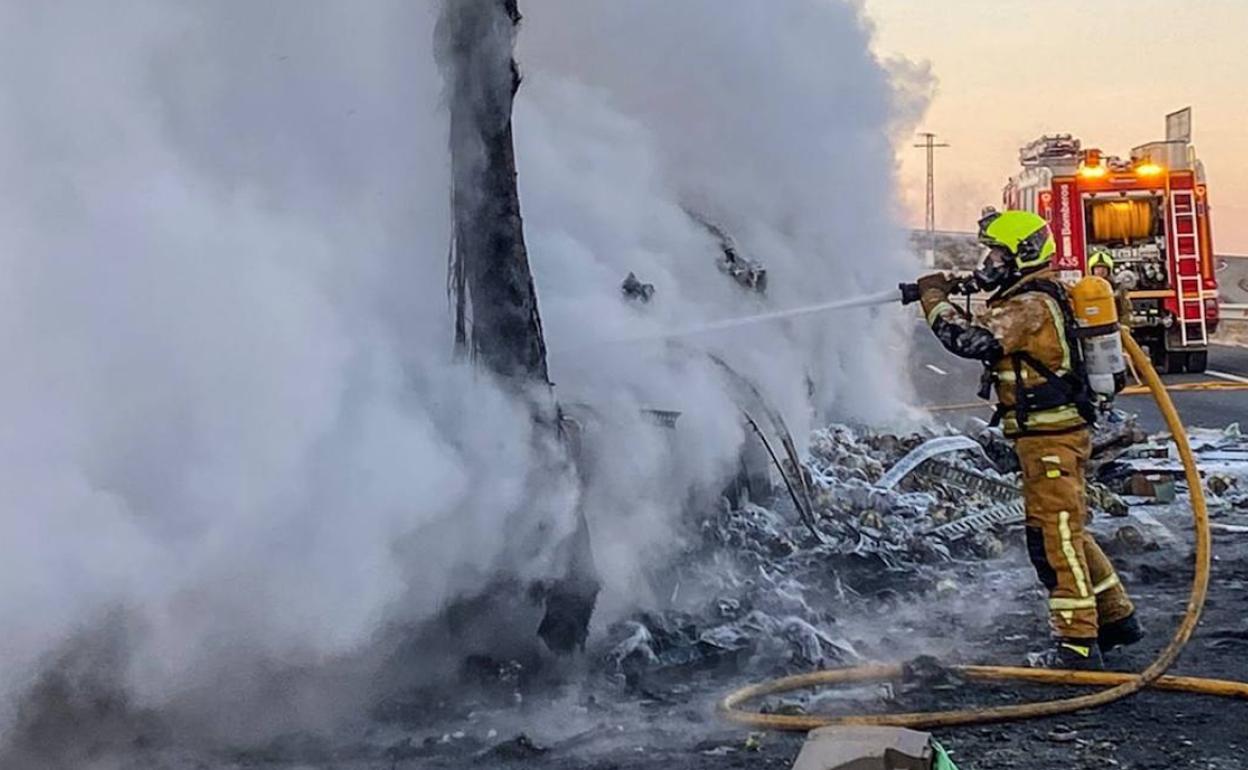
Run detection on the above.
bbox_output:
[0,0,930,747]
[513,0,931,603]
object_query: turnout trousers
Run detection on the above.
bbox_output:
[1015,429,1135,640]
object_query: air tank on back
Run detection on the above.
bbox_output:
[1070,275,1126,397]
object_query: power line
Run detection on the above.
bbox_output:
[914,132,950,268]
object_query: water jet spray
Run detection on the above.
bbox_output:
[555,288,904,353]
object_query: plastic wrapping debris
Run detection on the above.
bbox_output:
[873,436,987,491]
[605,611,754,682]
[778,617,858,668]
[975,428,1021,473]
[708,502,798,560]
[607,622,660,670]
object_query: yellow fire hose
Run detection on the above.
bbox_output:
[720,331,1248,732]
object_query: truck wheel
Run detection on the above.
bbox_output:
[1186,350,1208,373]
[1163,351,1187,374]
[1148,344,1167,370]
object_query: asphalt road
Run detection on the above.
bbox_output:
[909,326,1248,434]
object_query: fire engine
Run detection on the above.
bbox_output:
[1003,109,1219,373]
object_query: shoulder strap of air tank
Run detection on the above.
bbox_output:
[1013,278,1073,320]
[1004,278,1098,427]
[1009,279,1084,362]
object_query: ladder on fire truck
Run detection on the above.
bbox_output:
[1168,188,1208,347]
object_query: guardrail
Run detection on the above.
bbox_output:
[1221,303,1248,321]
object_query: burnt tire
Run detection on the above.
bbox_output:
[1186,350,1208,373]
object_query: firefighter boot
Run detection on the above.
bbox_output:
[1029,639,1104,671]
[1098,613,1145,654]
[1082,535,1138,633]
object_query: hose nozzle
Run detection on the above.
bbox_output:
[899,282,922,305]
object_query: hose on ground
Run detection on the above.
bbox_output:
[718,330,1240,731]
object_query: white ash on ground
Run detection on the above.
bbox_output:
[597,421,1135,689]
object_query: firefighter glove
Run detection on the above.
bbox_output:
[917,272,957,302]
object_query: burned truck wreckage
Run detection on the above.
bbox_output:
[415,6,1248,766]
[428,0,1227,709]
[433,0,795,664]
[385,403,1248,767]
[438,0,598,657]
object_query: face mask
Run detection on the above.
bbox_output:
[972,248,1015,292]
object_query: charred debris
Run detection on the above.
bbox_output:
[438,0,597,656]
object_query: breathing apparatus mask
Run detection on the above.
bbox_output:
[972,245,1019,293]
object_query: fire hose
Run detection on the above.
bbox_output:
[719,330,1248,732]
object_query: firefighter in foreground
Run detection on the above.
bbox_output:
[913,210,1144,669]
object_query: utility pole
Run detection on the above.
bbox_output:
[914,132,950,268]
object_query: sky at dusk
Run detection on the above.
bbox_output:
[864,0,1248,253]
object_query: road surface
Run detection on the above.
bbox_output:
[908,324,1248,434]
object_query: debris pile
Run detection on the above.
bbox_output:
[599,424,1050,685]
[1099,423,1248,508]
[597,416,1248,698]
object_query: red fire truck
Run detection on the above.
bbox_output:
[1002,109,1219,373]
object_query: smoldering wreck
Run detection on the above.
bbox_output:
[3,1,1248,769]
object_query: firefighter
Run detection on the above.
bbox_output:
[916,209,1143,669]
[1085,246,1133,416]
[1087,246,1133,321]
[1087,246,1114,280]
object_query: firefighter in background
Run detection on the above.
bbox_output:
[1085,246,1133,415]
[1087,246,1133,322]
[915,210,1143,669]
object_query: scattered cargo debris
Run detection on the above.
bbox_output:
[377,412,1248,770]
[594,415,1227,689]
[1128,473,1177,502]
[621,271,656,303]
[686,210,768,293]
[1097,423,1248,511]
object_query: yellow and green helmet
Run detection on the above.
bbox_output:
[1087,246,1114,272]
[977,209,1056,270]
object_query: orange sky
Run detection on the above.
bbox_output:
[863,0,1248,253]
